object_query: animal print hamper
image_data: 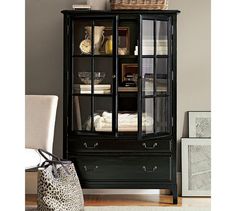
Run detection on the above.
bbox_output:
[37,150,84,211]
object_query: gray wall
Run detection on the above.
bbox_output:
[26,0,211,171]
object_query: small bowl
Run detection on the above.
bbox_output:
[78,72,106,84]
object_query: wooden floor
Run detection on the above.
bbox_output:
[26,194,211,207]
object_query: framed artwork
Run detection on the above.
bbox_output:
[103,27,130,55]
[188,111,211,138]
[121,63,138,85]
[182,138,211,196]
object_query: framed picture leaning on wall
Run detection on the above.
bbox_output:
[188,111,211,138]
[181,138,211,197]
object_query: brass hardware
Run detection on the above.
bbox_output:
[142,142,158,149]
[83,142,98,149]
[83,165,99,172]
[142,166,158,173]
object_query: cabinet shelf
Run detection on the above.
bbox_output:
[72,54,113,58]
[73,93,113,97]
[118,55,138,59]
[72,55,168,58]
[143,93,170,98]
[142,55,169,58]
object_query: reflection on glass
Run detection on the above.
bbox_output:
[93,97,113,132]
[74,19,114,55]
[156,97,170,134]
[142,20,154,55]
[94,57,112,94]
[94,20,113,55]
[73,57,113,95]
[73,20,92,55]
[156,58,168,94]
[142,98,154,134]
[142,58,154,95]
[156,21,168,55]
[73,96,91,131]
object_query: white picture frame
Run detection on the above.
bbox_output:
[182,138,211,197]
[188,111,211,138]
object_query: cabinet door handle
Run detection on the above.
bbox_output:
[142,143,158,149]
[142,166,158,173]
[83,165,99,172]
[83,142,98,149]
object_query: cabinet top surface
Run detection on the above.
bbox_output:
[61,10,180,15]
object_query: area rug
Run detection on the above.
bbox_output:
[26,205,210,211]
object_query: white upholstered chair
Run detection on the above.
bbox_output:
[25,95,58,170]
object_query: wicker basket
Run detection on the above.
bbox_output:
[110,0,168,10]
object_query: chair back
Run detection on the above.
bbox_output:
[25,95,58,153]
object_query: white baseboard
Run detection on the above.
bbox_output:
[25,172,182,195]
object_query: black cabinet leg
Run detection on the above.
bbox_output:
[172,185,178,204]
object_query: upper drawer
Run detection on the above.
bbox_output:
[71,155,172,182]
[68,138,172,153]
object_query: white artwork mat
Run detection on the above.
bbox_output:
[182,138,211,196]
[188,112,211,138]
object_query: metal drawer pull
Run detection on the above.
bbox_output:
[83,165,99,172]
[142,143,158,149]
[142,166,158,173]
[83,142,98,149]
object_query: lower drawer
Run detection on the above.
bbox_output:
[71,155,172,182]
[69,138,172,153]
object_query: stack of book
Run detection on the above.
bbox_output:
[74,84,111,94]
[72,4,91,10]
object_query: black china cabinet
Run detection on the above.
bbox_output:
[62,9,180,204]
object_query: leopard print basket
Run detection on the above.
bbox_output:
[37,149,84,211]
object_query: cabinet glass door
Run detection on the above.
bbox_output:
[71,17,117,133]
[140,17,172,137]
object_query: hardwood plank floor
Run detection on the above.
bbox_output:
[26,194,210,207]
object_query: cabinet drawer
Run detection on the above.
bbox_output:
[69,138,171,153]
[71,155,171,181]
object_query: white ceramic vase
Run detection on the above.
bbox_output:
[85,26,105,54]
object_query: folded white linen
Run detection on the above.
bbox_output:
[85,112,154,131]
[102,111,153,126]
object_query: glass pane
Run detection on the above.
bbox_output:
[72,96,91,131]
[94,57,112,94]
[142,98,154,134]
[94,97,113,132]
[118,90,138,132]
[142,20,154,55]
[156,97,171,134]
[142,58,154,96]
[73,57,92,94]
[156,21,168,55]
[94,20,113,55]
[74,19,92,55]
[118,20,137,56]
[156,58,168,94]
[188,145,211,191]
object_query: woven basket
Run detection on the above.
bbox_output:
[110,0,168,10]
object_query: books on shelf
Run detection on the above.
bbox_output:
[80,90,111,94]
[72,4,91,10]
[74,84,111,94]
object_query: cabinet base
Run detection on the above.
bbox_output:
[81,181,178,204]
